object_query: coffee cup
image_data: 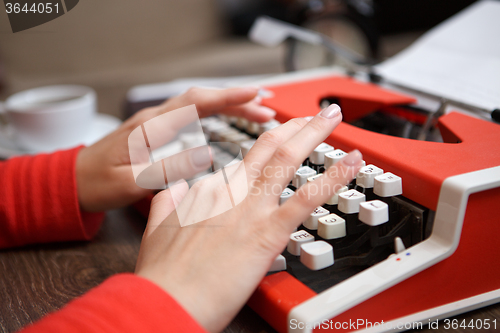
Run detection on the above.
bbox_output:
[0,85,97,152]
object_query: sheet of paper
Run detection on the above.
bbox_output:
[375,0,500,112]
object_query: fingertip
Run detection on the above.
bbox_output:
[341,149,363,166]
[257,106,277,120]
[234,87,260,99]
[319,104,342,119]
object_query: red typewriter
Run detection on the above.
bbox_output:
[130,73,500,333]
[242,75,500,332]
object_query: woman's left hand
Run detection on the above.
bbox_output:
[76,87,275,212]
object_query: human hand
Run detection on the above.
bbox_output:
[75,87,275,212]
[134,104,364,332]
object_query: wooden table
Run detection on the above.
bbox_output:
[1,208,499,333]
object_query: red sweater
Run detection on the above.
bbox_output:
[0,147,207,333]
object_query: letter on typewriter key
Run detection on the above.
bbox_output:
[373,172,403,197]
[324,149,347,170]
[279,187,295,205]
[309,143,334,165]
[318,214,346,239]
[326,185,348,205]
[359,200,389,226]
[293,166,317,188]
[300,241,334,271]
[303,206,330,230]
[287,230,315,256]
[338,189,366,214]
[356,164,384,188]
[268,254,287,272]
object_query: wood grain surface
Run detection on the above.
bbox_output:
[0,208,498,333]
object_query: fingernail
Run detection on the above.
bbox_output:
[341,149,363,166]
[259,106,276,118]
[253,96,263,104]
[242,86,260,94]
[320,104,341,119]
[191,147,211,167]
[258,88,275,99]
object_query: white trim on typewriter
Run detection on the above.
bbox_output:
[288,165,500,333]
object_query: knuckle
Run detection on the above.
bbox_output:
[186,87,203,102]
[287,118,308,130]
[190,179,204,192]
[258,130,282,148]
[306,118,325,133]
[273,144,296,165]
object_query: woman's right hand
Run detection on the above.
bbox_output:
[135,104,364,332]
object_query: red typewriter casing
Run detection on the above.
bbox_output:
[245,76,500,332]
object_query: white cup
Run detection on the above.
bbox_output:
[0,85,97,152]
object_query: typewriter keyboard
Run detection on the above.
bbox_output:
[200,115,435,294]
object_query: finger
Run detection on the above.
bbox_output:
[243,117,310,178]
[221,101,276,123]
[144,180,189,238]
[260,104,342,188]
[274,150,363,233]
[166,87,275,122]
[134,146,211,190]
[162,145,212,184]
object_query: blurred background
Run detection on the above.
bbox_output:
[0,0,476,118]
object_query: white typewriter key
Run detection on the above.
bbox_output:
[211,127,236,142]
[326,185,348,205]
[287,230,315,256]
[259,119,280,135]
[303,206,330,230]
[318,214,346,239]
[293,166,317,188]
[359,200,389,226]
[200,117,219,129]
[218,115,229,123]
[204,122,228,139]
[240,139,256,158]
[247,122,260,135]
[374,172,403,197]
[179,132,206,150]
[309,143,334,165]
[356,164,384,188]
[307,173,323,183]
[324,149,347,170]
[268,254,287,272]
[338,189,366,214]
[236,117,249,130]
[300,241,334,270]
[280,188,295,205]
[219,130,242,143]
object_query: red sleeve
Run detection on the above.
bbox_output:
[19,274,208,333]
[0,147,104,248]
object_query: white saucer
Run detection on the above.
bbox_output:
[0,113,122,159]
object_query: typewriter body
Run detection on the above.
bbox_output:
[239,75,500,333]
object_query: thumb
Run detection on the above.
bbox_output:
[144,180,189,238]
